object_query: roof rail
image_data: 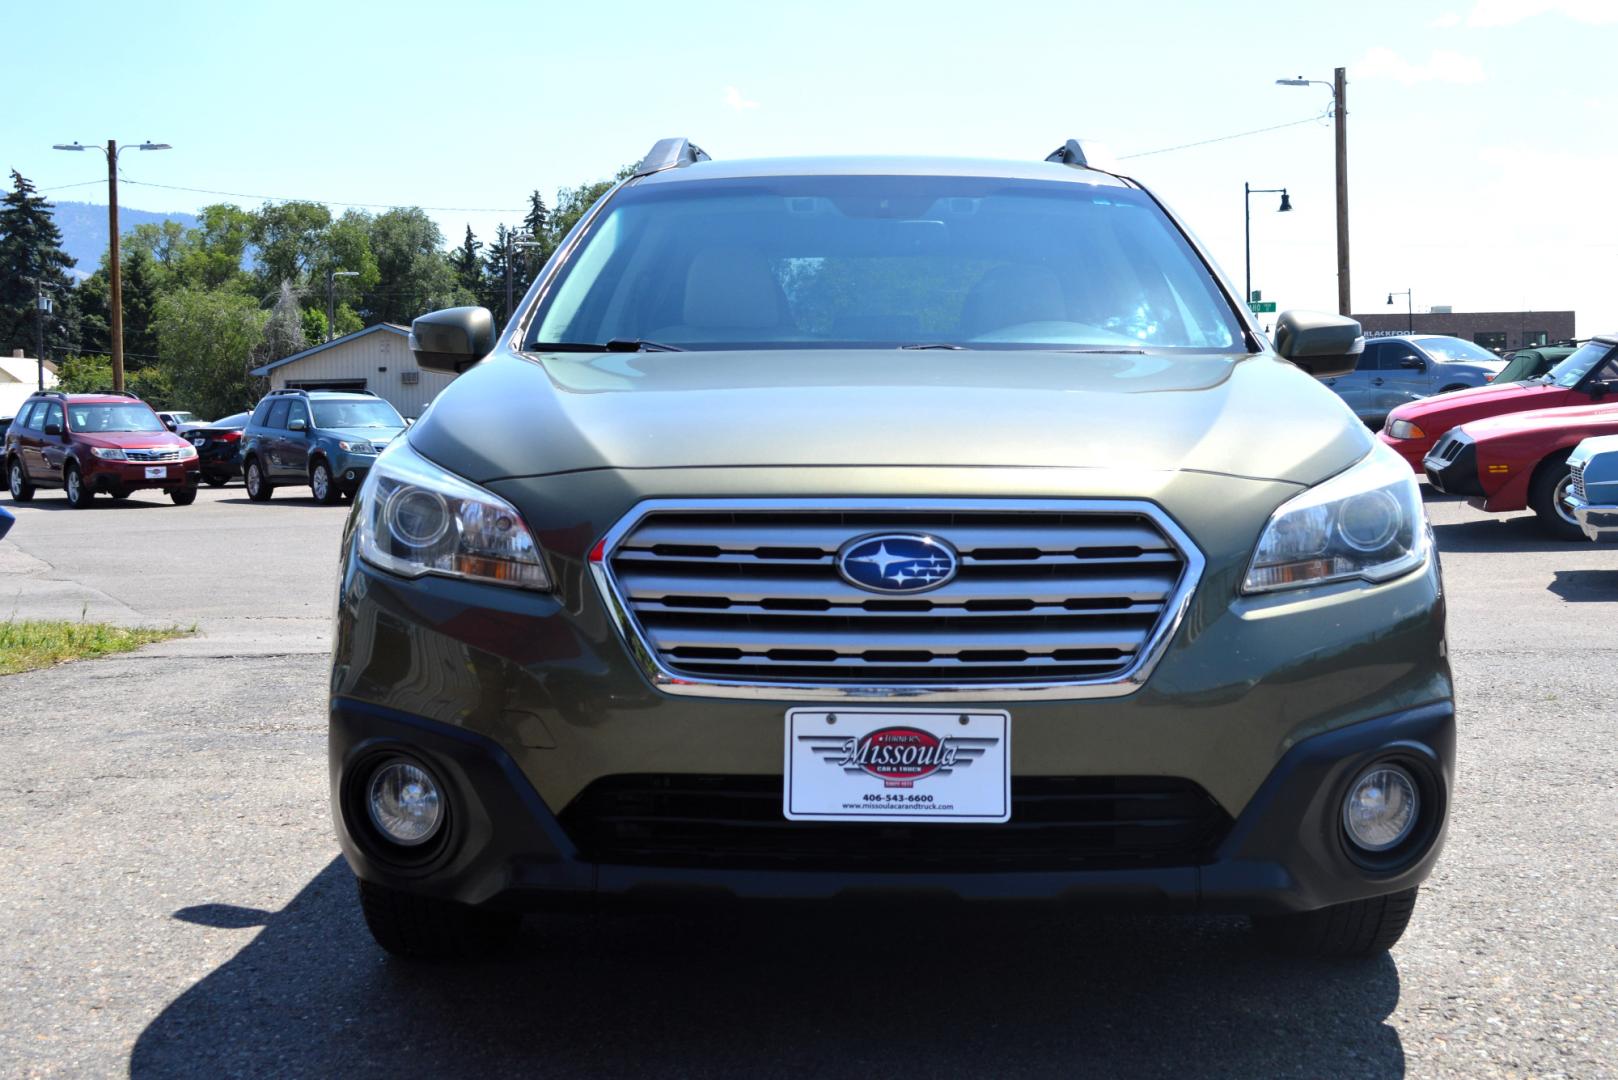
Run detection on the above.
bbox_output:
[1044,138,1118,173]
[634,137,710,178]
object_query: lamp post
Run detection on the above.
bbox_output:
[52,139,171,393]
[1244,183,1292,308]
[326,269,359,342]
[505,236,544,322]
[1388,289,1413,334]
[1276,69,1349,315]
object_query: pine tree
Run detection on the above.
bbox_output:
[519,191,551,291]
[449,224,483,296]
[0,170,78,359]
[480,224,517,322]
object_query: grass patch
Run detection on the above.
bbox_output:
[0,620,192,675]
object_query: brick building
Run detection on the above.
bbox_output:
[1348,309,1575,353]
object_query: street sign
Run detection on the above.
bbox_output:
[1248,301,1277,313]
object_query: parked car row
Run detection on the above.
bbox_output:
[1321,334,1506,429]
[2,387,406,509]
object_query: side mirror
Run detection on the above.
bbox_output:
[288,418,308,433]
[44,423,63,437]
[1590,382,1610,400]
[1273,310,1364,380]
[1398,356,1426,370]
[162,418,177,431]
[410,306,495,374]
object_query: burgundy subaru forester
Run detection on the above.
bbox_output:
[4,392,200,508]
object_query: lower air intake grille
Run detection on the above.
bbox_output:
[558,774,1233,872]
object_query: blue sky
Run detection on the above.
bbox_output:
[6,0,1615,333]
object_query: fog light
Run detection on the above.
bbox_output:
[346,470,357,480]
[1342,764,1419,852]
[366,760,443,846]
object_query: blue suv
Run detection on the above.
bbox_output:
[241,389,405,504]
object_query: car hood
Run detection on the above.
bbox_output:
[1390,379,1567,421]
[1462,401,1618,440]
[411,348,1372,489]
[77,432,189,450]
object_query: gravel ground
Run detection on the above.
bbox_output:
[0,485,1614,1078]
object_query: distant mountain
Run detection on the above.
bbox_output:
[48,201,200,280]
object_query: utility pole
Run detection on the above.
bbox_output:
[327,268,359,342]
[504,235,542,323]
[1334,67,1350,316]
[52,139,171,394]
[106,140,123,392]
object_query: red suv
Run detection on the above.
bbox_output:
[4,392,200,508]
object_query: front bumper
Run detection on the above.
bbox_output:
[1378,430,1434,474]
[1423,431,1484,496]
[1568,495,1618,542]
[329,452,376,492]
[86,457,200,491]
[330,698,1453,914]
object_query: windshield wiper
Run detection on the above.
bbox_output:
[605,338,684,353]
[898,343,967,350]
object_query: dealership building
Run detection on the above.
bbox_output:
[1347,309,1576,353]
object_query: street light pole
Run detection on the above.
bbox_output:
[1244,183,1292,306]
[34,279,48,391]
[1277,69,1349,315]
[1388,289,1413,334]
[504,236,543,322]
[52,139,171,394]
[327,269,359,342]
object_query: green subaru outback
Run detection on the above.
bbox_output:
[330,139,1452,961]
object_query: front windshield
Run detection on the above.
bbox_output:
[311,400,404,429]
[1419,337,1503,364]
[67,403,164,433]
[1549,342,1618,388]
[527,175,1244,353]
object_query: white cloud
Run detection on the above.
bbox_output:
[723,86,760,111]
[1430,10,1463,25]
[1466,0,1618,26]
[1357,46,1486,85]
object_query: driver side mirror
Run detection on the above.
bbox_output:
[288,418,308,433]
[410,306,496,374]
[162,418,177,431]
[44,423,63,437]
[1273,311,1364,380]
[1398,355,1426,370]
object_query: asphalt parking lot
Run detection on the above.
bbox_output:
[1,483,1615,1079]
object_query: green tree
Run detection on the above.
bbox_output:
[250,201,332,293]
[260,281,307,362]
[180,204,256,293]
[0,170,78,359]
[55,353,172,406]
[361,207,468,325]
[449,224,483,297]
[155,289,267,419]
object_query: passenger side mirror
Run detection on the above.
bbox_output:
[1398,355,1426,370]
[288,418,308,433]
[44,423,62,437]
[410,306,495,374]
[1272,311,1364,380]
[162,418,177,431]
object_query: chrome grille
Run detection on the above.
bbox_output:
[595,500,1200,699]
[124,448,182,462]
[1570,460,1587,502]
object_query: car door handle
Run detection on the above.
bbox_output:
[1371,377,1384,386]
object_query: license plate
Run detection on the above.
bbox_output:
[784,709,1010,822]
[192,437,206,447]
[144,466,166,479]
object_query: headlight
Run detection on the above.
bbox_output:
[338,440,375,453]
[356,439,551,590]
[1387,419,1424,440]
[91,447,127,460]
[178,444,198,460]
[1244,446,1430,593]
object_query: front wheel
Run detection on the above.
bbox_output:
[169,487,197,506]
[1528,456,1582,540]
[356,878,521,962]
[7,459,34,502]
[65,465,94,509]
[310,460,341,505]
[1252,887,1419,957]
[244,459,273,502]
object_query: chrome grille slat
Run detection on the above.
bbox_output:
[1570,460,1587,502]
[595,500,1200,698]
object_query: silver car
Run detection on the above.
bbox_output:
[1322,335,1506,428]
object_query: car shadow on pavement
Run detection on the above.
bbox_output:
[1431,517,1582,554]
[215,496,340,508]
[12,497,179,511]
[131,858,1406,1078]
[1548,568,1618,602]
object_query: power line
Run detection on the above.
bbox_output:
[118,178,527,214]
[1119,111,1330,160]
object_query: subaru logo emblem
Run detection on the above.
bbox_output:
[837,533,959,593]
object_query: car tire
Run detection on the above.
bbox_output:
[356,878,521,962]
[64,464,93,509]
[1251,887,1419,958]
[169,487,197,506]
[7,458,34,502]
[310,460,341,505]
[203,474,229,488]
[1528,454,1583,540]
[244,458,273,502]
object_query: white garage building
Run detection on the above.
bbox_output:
[248,324,454,419]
